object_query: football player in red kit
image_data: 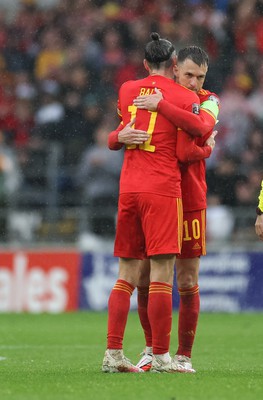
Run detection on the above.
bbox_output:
[110,45,219,373]
[102,34,220,374]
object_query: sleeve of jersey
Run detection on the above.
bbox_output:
[157,99,218,137]
[176,130,212,163]
[108,123,124,150]
[258,180,263,211]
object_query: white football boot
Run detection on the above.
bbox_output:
[172,355,196,373]
[102,349,144,373]
[150,353,176,373]
[136,347,153,371]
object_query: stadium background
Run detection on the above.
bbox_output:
[0,0,263,313]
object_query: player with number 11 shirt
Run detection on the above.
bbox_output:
[118,75,200,199]
[112,73,219,258]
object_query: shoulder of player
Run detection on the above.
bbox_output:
[198,89,220,104]
[119,80,137,91]
[198,89,210,96]
[119,76,155,92]
[173,81,199,99]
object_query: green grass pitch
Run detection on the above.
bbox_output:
[0,312,262,400]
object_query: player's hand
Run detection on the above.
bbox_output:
[205,130,218,151]
[133,88,163,111]
[255,214,263,241]
[118,118,149,145]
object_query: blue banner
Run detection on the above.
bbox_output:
[79,251,263,312]
[198,251,263,312]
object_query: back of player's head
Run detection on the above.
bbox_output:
[145,32,176,69]
[178,46,209,67]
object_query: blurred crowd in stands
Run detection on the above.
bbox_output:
[0,0,263,239]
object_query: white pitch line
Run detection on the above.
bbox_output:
[0,344,98,350]
[0,356,7,361]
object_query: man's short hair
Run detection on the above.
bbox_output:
[178,46,209,67]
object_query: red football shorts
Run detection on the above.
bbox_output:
[114,193,183,259]
[177,209,206,259]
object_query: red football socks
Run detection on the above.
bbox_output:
[148,282,173,355]
[107,279,134,349]
[177,285,200,358]
[137,286,152,347]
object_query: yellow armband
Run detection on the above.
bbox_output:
[200,100,219,120]
[258,180,263,212]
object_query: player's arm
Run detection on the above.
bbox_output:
[133,88,219,137]
[108,120,149,150]
[108,123,124,150]
[176,92,219,162]
[159,98,218,136]
[176,130,217,163]
[255,180,263,241]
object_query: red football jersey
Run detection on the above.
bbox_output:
[177,90,219,211]
[157,86,217,137]
[117,75,200,197]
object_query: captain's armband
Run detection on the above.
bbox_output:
[257,180,263,213]
[200,99,219,120]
